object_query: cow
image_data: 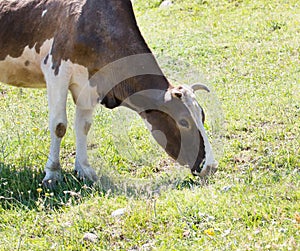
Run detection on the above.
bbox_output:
[0,0,218,187]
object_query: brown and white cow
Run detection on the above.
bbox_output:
[0,0,217,187]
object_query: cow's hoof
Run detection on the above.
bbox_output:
[42,170,62,189]
[74,163,98,183]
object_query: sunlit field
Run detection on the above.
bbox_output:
[0,0,299,250]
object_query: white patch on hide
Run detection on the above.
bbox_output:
[69,64,99,110]
[41,9,48,17]
[0,39,53,87]
[180,86,217,172]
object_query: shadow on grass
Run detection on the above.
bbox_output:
[96,166,207,198]
[0,162,97,210]
[0,162,207,210]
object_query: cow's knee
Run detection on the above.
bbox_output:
[84,121,91,135]
[55,122,67,138]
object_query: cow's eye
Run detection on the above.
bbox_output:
[178,119,189,128]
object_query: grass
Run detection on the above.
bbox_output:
[0,0,299,250]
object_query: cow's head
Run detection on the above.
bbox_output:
[92,53,218,177]
[138,83,218,177]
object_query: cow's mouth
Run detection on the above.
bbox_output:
[191,158,205,176]
[191,159,218,177]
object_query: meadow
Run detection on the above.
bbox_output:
[0,0,299,250]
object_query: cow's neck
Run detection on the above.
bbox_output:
[101,74,170,111]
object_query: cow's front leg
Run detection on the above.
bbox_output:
[74,106,98,182]
[41,57,71,187]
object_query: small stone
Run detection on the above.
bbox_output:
[160,0,173,8]
[111,208,126,217]
[61,221,73,228]
[222,186,232,192]
[254,229,260,235]
[207,215,215,222]
[279,228,287,233]
[183,230,190,237]
[142,242,153,249]
[83,233,98,243]
[222,228,231,237]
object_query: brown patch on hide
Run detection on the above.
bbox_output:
[55,123,66,138]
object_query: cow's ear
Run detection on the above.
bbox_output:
[172,89,183,99]
[164,88,183,102]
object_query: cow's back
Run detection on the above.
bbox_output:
[0,0,151,87]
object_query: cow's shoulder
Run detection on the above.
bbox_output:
[66,0,151,76]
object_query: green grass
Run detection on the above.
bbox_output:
[0,0,299,250]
